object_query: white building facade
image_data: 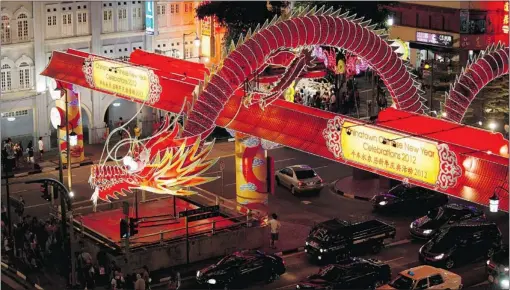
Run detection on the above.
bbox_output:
[0,1,201,149]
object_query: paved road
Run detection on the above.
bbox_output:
[156,243,493,290]
[4,145,508,290]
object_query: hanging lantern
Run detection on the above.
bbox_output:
[336,59,345,74]
[489,193,499,213]
[69,131,78,146]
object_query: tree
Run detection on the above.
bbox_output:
[196,2,288,52]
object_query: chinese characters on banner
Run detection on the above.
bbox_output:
[91,60,151,102]
[341,121,440,185]
[503,2,508,34]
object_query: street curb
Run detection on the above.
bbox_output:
[1,261,44,289]
[55,160,94,170]
[332,184,373,202]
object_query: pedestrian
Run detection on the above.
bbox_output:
[134,124,141,140]
[167,270,180,290]
[85,264,96,290]
[268,213,281,249]
[4,138,15,172]
[26,141,34,167]
[134,273,146,290]
[117,117,124,139]
[111,270,125,290]
[38,137,44,161]
[142,265,151,289]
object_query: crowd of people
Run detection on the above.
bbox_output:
[1,137,42,172]
[293,77,388,116]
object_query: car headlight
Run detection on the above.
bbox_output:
[296,285,300,289]
[196,271,201,278]
[320,248,327,253]
[500,279,509,289]
[410,223,414,229]
[207,279,217,285]
[505,267,509,272]
[305,241,309,246]
[423,229,433,235]
[379,201,388,206]
[487,260,491,265]
[434,253,444,260]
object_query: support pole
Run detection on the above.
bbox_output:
[64,89,77,287]
[185,216,189,264]
[429,53,435,112]
[220,168,224,197]
[173,196,177,217]
[135,190,139,220]
[57,128,63,184]
[5,171,12,236]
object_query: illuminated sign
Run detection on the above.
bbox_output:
[145,1,155,35]
[416,31,453,47]
[503,2,508,34]
[341,121,440,185]
[201,17,212,36]
[91,60,151,101]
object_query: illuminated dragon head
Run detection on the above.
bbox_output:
[89,115,218,205]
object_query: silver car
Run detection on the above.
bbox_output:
[275,165,324,195]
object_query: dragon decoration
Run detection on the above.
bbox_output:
[86,5,507,207]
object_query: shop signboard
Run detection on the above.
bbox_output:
[341,121,440,185]
[145,1,155,35]
[416,31,453,47]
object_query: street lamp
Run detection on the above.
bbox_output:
[183,32,200,60]
[488,122,497,131]
[489,193,499,213]
[386,17,394,27]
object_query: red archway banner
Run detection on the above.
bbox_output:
[41,7,509,211]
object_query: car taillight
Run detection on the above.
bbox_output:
[298,182,304,187]
[317,179,323,184]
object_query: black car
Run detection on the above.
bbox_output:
[487,247,509,289]
[419,220,502,269]
[372,184,448,215]
[410,204,485,239]
[196,250,286,289]
[296,258,391,289]
[305,219,396,264]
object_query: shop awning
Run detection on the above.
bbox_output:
[409,41,459,54]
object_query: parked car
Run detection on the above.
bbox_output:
[372,184,448,215]
[419,220,502,269]
[196,250,285,289]
[410,204,485,239]
[296,258,391,289]
[378,265,462,289]
[305,218,396,264]
[275,165,324,195]
[487,247,509,289]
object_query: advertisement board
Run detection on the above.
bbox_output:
[145,1,155,35]
[416,31,453,47]
[91,60,151,102]
[341,121,440,185]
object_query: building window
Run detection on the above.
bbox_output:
[18,62,31,89]
[77,11,88,35]
[1,16,10,43]
[157,4,167,27]
[175,4,179,14]
[62,12,73,37]
[17,13,29,41]
[1,64,12,92]
[102,9,113,32]
[184,47,191,59]
[170,4,175,14]
[117,7,128,31]
[184,2,193,13]
[132,6,142,30]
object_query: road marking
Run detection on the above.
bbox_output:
[313,165,328,170]
[474,265,486,270]
[283,251,305,259]
[274,158,295,163]
[11,190,27,195]
[386,239,411,247]
[471,281,489,287]
[24,203,52,209]
[301,201,312,205]
[225,183,236,187]
[384,256,404,263]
